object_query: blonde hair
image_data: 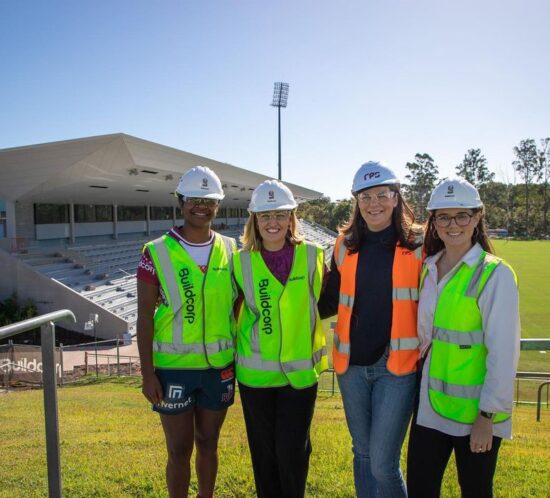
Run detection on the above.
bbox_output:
[240,211,304,251]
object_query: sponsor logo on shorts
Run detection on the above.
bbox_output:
[167,383,184,399]
[221,384,234,402]
[220,367,234,382]
[158,396,193,411]
[158,383,192,411]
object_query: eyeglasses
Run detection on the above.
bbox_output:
[257,211,291,223]
[434,212,474,228]
[184,197,219,207]
[356,191,396,203]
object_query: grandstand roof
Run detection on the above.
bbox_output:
[0,133,323,207]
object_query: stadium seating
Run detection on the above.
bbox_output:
[11,223,336,337]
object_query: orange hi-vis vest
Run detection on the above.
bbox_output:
[332,234,423,375]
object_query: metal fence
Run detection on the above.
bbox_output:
[0,309,75,498]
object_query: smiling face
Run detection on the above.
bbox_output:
[433,208,481,254]
[357,185,398,232]
[256,210,291,251]
[181,197,219,229]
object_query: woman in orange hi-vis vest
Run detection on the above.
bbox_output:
[318,161,423,498]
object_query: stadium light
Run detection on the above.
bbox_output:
[271,82,289,180]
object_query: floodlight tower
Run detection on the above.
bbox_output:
[271,82,289,180]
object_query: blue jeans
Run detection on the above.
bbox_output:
[338,353,416,498]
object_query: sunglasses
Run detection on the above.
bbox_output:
[184,197,219,207]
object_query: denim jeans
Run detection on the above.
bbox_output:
[337,352,416,498]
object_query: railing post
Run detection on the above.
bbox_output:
[116,337,121,377]
[59,343,64,387]
[41,321,62,497]
[85,352,88,375]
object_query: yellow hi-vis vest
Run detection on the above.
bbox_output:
[425,250,517,424]
[145,232,237,369]
[233,242,329,388]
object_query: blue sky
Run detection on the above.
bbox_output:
[1,0,549,200]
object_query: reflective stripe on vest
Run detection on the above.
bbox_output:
[390,337,421,351]
[333,332,351,354]
[154,339,235,355]
[237,346,327,372]
[332,234,422,375]
[147,233,236,368]
[151,238,185,346]
[433,327,484,346]
[427,250,515,424]
[393,288,419,301]
[429,378,482,399]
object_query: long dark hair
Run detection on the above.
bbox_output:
[340,184,422,252]
[423,207,494,257]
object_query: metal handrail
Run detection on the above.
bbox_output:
[520,338,550,350]
[0,309,75,498]
[0,309,75,340]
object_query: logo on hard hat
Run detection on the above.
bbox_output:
[363,171,381,181]
[268,190,275,202]
[445,185,454,198]
[201,178,208,189]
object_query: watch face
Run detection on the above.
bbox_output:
[480,411,494,419]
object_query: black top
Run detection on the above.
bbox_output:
[318,224,396,366]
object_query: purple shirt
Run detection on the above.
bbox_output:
[261,245,295,284]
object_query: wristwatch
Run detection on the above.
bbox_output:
[480,410,495,419]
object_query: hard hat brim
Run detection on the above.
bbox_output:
[248,202,297,213]
[176,190,225,200]
[352,178,400,195]
[427,200,483,211]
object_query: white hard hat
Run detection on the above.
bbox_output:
[248,180,298,213]
[175,166,224,200]
[352,161,399,194]
[427,177,482,211]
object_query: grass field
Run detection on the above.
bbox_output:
[490,240,550,373]
[1,377,549,498]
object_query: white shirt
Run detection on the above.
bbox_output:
[416,243,520,439]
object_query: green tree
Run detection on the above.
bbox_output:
[537,138,550,235]
[513,139,542,236]
[455,148,494,188]
[0,293,38,344]
[403,153,439,221]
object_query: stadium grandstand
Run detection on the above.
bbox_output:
[0,134,336,340]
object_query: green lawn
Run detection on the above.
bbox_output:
[493,240,550,373]
[492,240,550,340]
[1,378,549,498]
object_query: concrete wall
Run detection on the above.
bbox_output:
[150,220,173,232]
[118,220,147,234]
[0,249,128,340]
[36,223,70,240]
[74,222,114,237]
[15,201,34,240]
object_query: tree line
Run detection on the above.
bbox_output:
[297,137,550,238]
